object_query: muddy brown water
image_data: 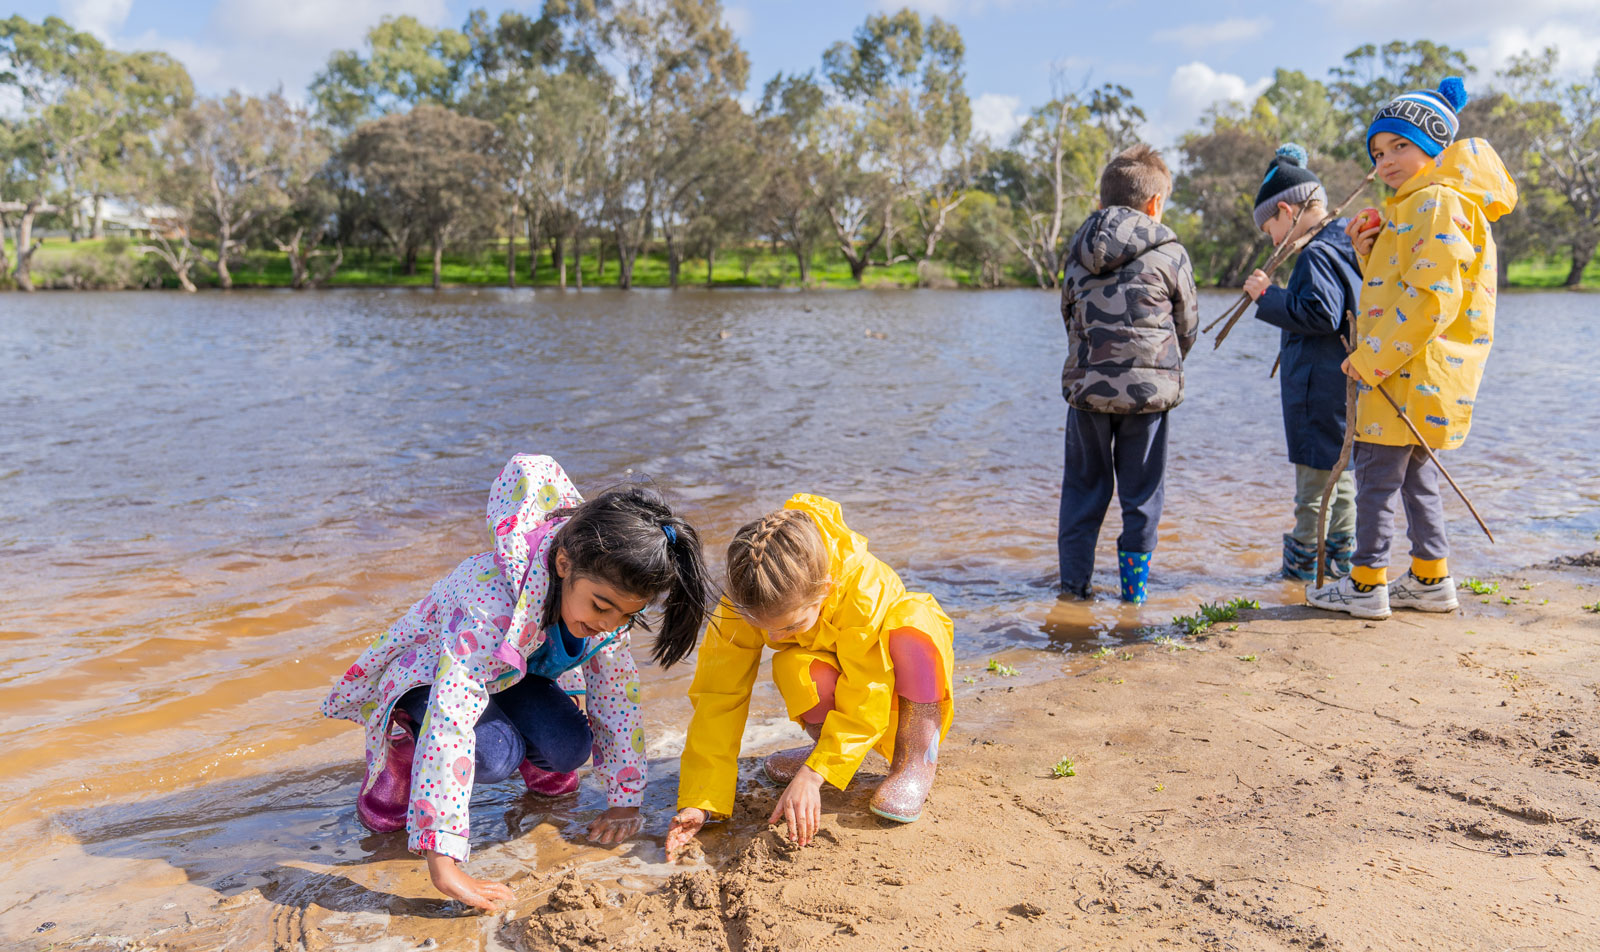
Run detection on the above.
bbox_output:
[1,288,1596,944]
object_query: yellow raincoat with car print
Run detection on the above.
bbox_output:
[1349,137,1517,449]
[676,494,955,819]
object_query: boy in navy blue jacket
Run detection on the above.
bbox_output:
[1242,145,1363,581]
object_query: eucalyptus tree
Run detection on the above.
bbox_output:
[0,15,191,240]
[341,104,502,289]
[822,10,972,264]
[164,91,330,289]
[600,0,748,289]
[311,15,476,129]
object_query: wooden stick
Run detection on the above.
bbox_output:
[1208,169,1379,348]
[1315,324,1358,588]
[1270,354,1281,378]
[1202,200,1311,337]
[1371,383,1495,544]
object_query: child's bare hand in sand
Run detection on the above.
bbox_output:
[666,807,707,862]
[770,765,824,846]
[588,806,642,845]
[426,851,514,913]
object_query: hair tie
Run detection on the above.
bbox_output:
[662,524,677,545]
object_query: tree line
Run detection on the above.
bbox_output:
[2,5,1597,293]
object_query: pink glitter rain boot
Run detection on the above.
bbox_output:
[868,700,942,823]
[518,760,580,797]
[763,722,823,785]
[356,715,416,833]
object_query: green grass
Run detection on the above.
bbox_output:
[1505,255,1600,290]
[1462,578,1499,595]
[19,235,1027,291]
[1051,757,1077,778]
[1172,597,1261,636]
[986,658,1019,677]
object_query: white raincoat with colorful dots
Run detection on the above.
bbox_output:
[321,455,646,862]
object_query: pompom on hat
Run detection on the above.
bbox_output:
[1253,143,1327,229]
[1366,77,1468,163]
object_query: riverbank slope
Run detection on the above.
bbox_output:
[35,554,1598,952]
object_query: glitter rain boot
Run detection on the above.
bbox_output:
[763,722,823,785]
[869,700,942,823]
[518,760,581,797]
[356,714,416,833]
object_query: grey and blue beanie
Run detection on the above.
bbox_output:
[1366,77,1468,163]
[1253,144,1326,229]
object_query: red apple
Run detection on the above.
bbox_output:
[1357,207,1381,232]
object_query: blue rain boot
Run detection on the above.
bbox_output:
[1324,533,1355,580]
[1282,534,1317,582]
[1118,551,1151,603]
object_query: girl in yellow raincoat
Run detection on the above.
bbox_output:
[666,494,955,854]
[1307,77,1517,621]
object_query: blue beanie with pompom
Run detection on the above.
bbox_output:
[1252,143,1327,229]
[1366,77,1467,163]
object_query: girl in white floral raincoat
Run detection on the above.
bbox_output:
[323,454,711,911]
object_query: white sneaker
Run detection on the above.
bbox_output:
[1388,573,1459,612]
[1305,575,1391,619]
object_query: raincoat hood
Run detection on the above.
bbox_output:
[1068,205,1182,277]
[1396,138,1518,221]
[785,493,868,590]
[486,454,584,653]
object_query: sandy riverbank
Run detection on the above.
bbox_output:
[37,553,1600,952]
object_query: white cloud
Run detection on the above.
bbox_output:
[971,92,1023,143]
[106,0,452,97]
[1473,24,1600,79]
[723,5,753,39]
[1144,61,1270,149]
[1153,17,1270,51]
[1311,0,1600,77]
[61,0,134,41]
[871,0,1023,14]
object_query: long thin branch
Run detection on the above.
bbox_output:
[1206,169,1378,347]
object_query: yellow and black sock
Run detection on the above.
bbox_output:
[1349,565,1384,593]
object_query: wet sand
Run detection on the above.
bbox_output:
[20,553,1597,951]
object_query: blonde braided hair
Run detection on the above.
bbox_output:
[726,509,830,616]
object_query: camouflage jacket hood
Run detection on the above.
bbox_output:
[1060,206,1199,414]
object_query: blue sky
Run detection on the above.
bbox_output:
[17,0,1600,147]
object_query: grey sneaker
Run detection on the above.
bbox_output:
[1305,575,1391,619]
[1388,573,1459,612]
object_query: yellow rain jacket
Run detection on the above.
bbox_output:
[677,494,955,818]
[1350,137,1517,449]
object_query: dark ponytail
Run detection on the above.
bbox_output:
[541,483,713,668]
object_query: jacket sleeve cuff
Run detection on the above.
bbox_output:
[804,751,865,792]
[676,793,732,820]
[411,829,471,863]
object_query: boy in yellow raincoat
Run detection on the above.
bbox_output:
[1307,78,1517,620]
[665,494,955,855]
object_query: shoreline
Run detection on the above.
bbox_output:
[26,552,1599,951]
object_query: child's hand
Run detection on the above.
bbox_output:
[1340,357,1363,381]
[588,806,643,845]
[769,765,824,847]
[425,850,514,913]
[665,808,707,862]
[1242,269,1271,301]
[1345,210,1381,258]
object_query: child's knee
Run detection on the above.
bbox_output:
[887,628,945,704]
[474,719,527,783]
[537,722,595,773]
[801,659,839,724]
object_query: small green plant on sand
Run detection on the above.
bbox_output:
[1091,645,1115,659]
[1237,654,1258,662]
[1500,595,1516,605]
[1052,757,1077,778]
[962,675,977,684]
[1153,633,1190,651]
[1583,600,1600,614]
[1172,597,1261,636]
[987,659,1018,677]
[1462,578,1499,595]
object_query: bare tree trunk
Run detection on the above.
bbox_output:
[706,246,716,288]
[554,234,566,288]
[275,227,311,289]
[596,237,607,283]
[793,242,810,286]
[432,235,444,290]
[13,203,45,292]
[665,231,680,290]
[92,195,106,240]
[574,229,583,289]
[506,207,517,289]
[0,213,12,281]
[215,221,235,290]
[525,208,540,283]
[1564,239,1595,288]
[137,228,199,292]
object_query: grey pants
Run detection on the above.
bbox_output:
[1353,442,1448,571]
[1293,464,1356,544]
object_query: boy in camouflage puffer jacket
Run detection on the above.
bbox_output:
[1057,144,1198,603]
